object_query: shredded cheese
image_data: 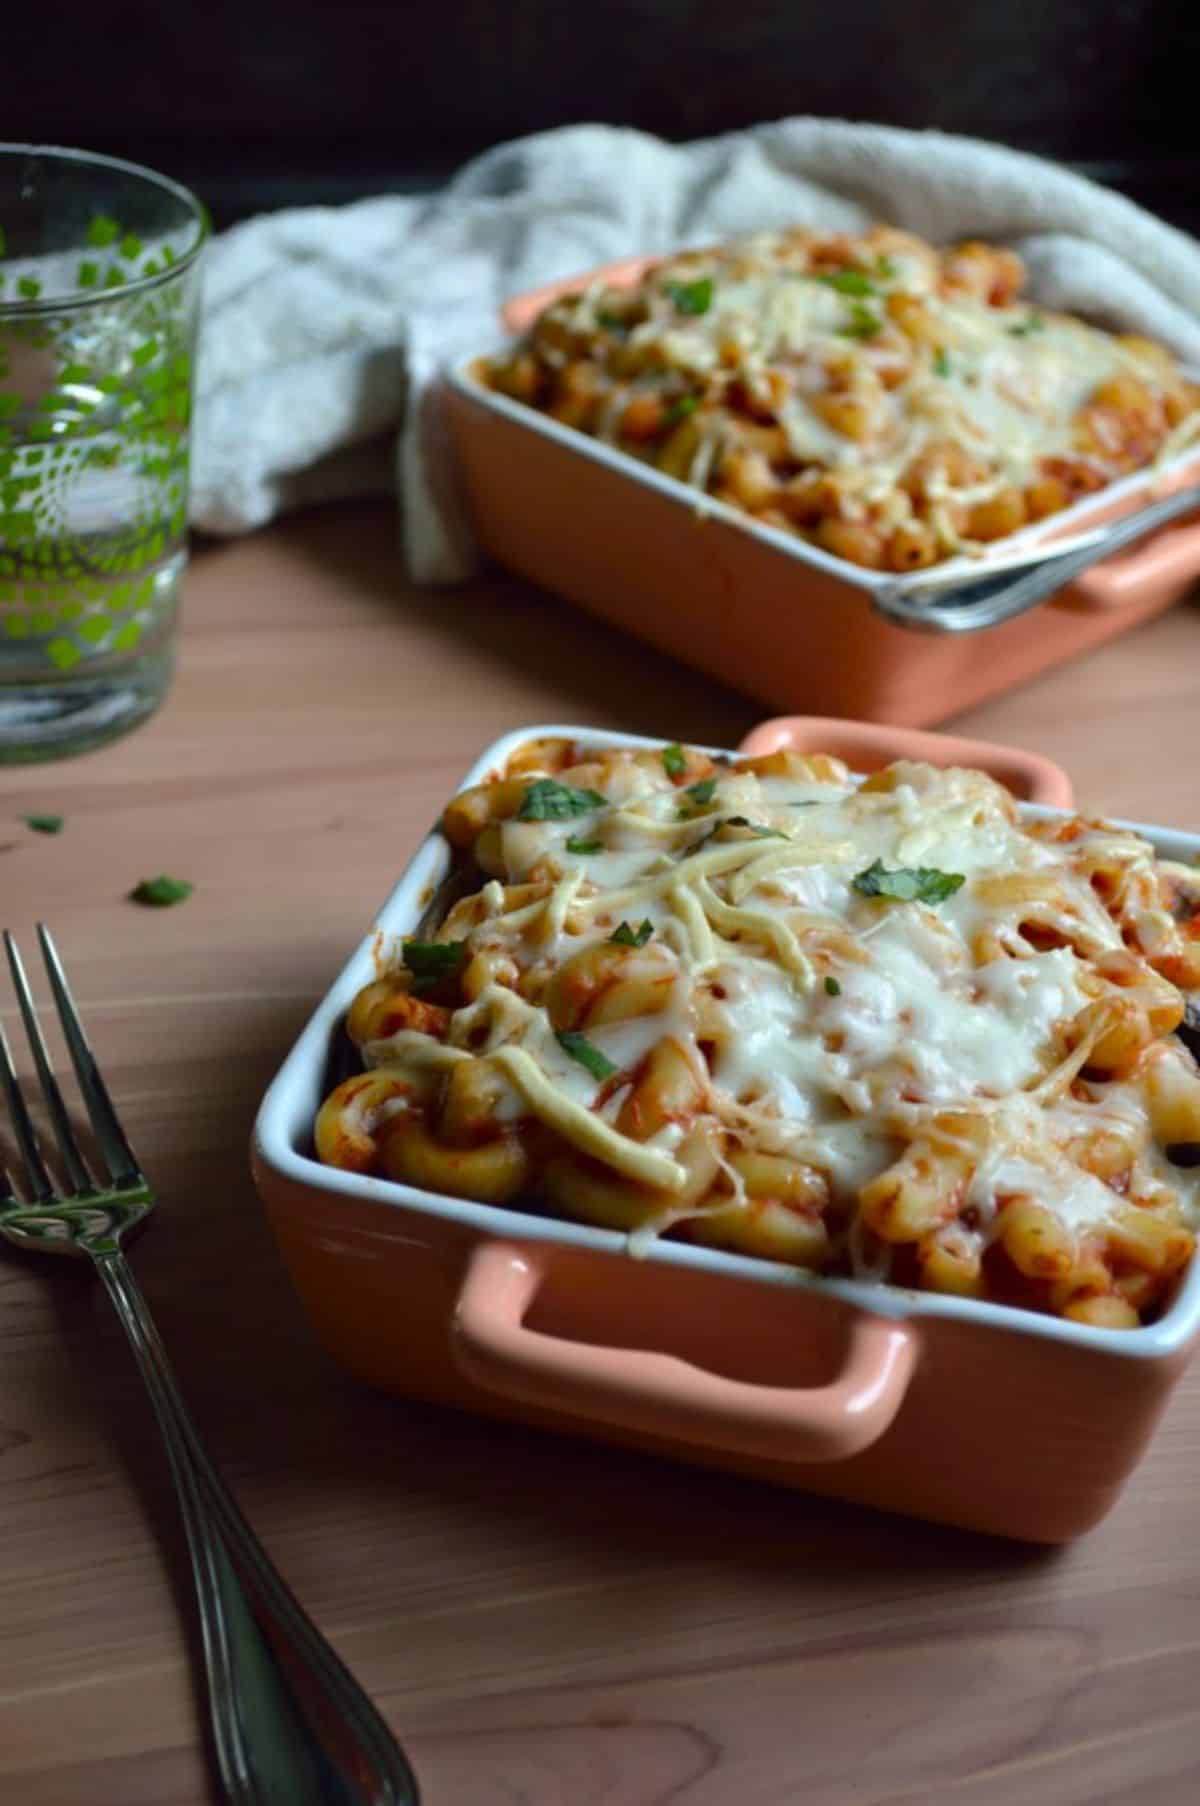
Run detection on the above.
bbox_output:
[331,742,1200,1324]
[484,224,1199,572]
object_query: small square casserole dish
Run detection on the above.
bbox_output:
[442,243,1200,728]
[251,720,1200,1543]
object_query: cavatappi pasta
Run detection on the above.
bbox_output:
[317,739,1200,1328]
[480,225,1200,572]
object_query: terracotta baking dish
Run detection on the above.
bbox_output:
[251,718,1200,1543]
[441,259,1200,727]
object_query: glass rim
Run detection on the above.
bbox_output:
[0,142,208,318]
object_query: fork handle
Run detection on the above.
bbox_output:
[94,1251,419,1806]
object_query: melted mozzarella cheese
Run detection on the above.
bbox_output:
[970,1151,1124,1235]
[387,752,1200,1249]
[521,229,1200,556]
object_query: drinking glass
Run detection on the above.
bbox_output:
[0,145,206,762]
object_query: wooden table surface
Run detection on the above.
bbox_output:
[3,502,1200,1806]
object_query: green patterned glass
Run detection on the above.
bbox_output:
[0,146,206,762]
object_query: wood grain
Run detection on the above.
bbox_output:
[1,500,1199,1805]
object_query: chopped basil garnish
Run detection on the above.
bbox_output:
[852,860,965,904]
[517,778,607,821]
[684,778,717,806]
[129,874,193,907]
[817,268,876,297]
[685,814,788,847]
[839,301,882,341]
[610,919,654,947]
[724,816,788,839]
[666,277,713,316]
[555,1029,618,1080]
[661,742,687,778]
[874,254,898,280]
[23,813,64,834]
[402,939,467,984]
[933,348,951,377]
[683,823,723,856]
[824,975,841,996]
[665,395,700,426]
[596,308,629,331]
[565,835,603,854]
[1008,311,1045,337]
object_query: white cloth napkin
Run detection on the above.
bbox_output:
[190,119,1200,583]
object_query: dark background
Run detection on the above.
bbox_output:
[10,0,1199,233]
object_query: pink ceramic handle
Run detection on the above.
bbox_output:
[737,714,1075,807]
[1069,515,1200,612]
[452,1242,917,1464]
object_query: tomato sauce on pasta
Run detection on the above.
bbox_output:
[481,226,1200,572]
[318,740,1200,1329]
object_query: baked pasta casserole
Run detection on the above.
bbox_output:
[317,739,1200,1329]
[481,226,1200,572]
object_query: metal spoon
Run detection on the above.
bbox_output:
[871,482,1200,634]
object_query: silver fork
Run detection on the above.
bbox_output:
[0,926,420,1806]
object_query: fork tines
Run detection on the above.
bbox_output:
[1,926,145,1203]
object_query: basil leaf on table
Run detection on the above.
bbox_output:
[130,875,193,907]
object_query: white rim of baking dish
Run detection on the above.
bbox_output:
[253,722,1200,1361]
[446,356,1200,599]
